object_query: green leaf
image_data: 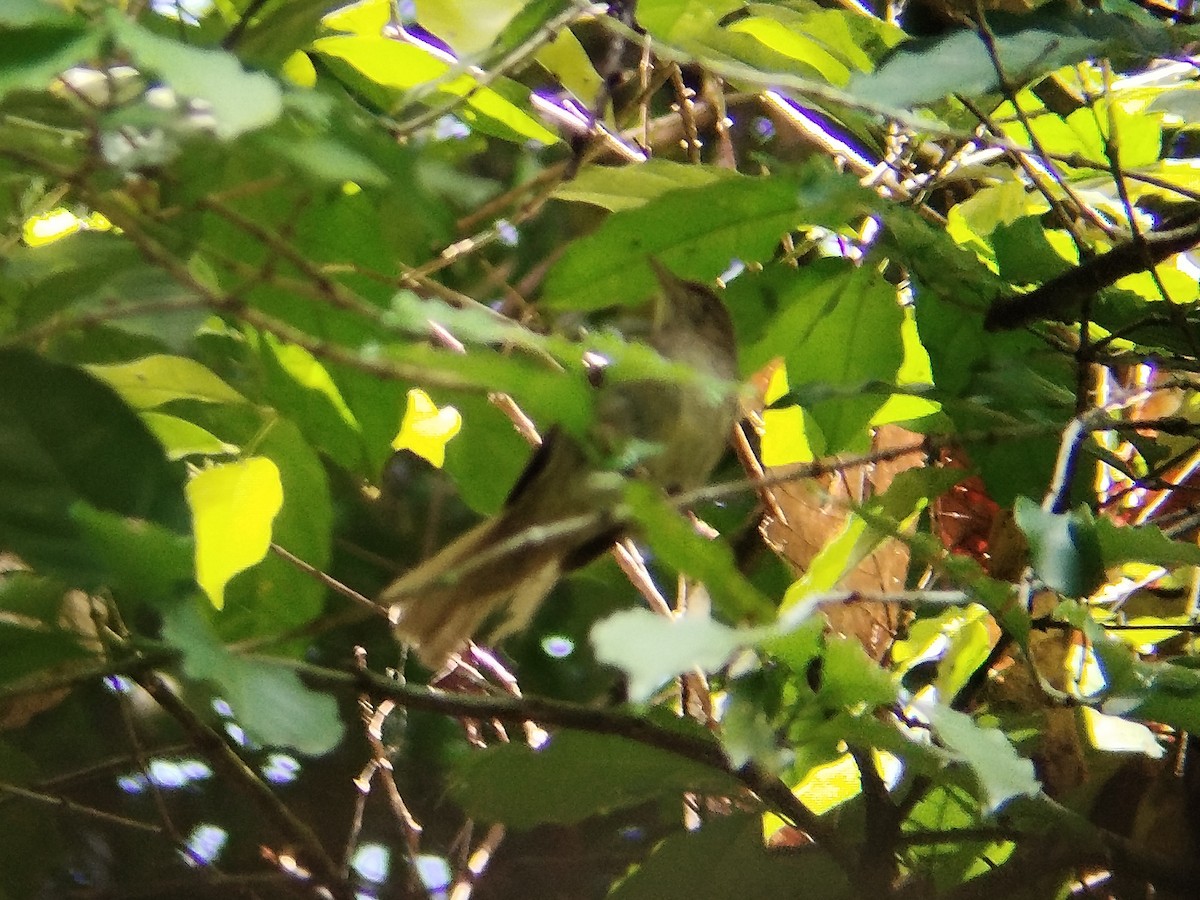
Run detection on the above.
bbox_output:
[160,598,344,755]
[187,457,283,610]
[192,414,333,642]
[591,608,767,703]
[452,730,739,828]
[86,354,246,409]
[254,333,367,474]
[0,743,63,900]
[412,0,526,55]
[925,703,1041,813]
[110,12,283,139]
[553,160,735,212]
[819,635,897,710]
[0,620,90,685]
[903,784,1015,891]
[0,0,75,27]
[542,166,869,310]
[313,34,557,145]
[0,349,188,585]
[142,412,240,460]
[849,10,1174,108]
[611,814,850,900]
[1094,518,1200,569]
[0,25,96,100]
[1013,497,1105,598]
[624,482,774,621]
[746,260,904,453]
[72,503,195,605]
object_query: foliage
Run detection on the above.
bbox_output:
[3,0,1200,897]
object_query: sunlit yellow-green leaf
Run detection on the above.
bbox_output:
[759,363,818,466]
[142,412,239,461]
[187,457,284,610]
[871,311,940,424]
[86,355,246,409]
[312,35,557,145]
[729,17,850,85]
[535,26,604,107]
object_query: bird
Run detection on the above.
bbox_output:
[382,260,740,667]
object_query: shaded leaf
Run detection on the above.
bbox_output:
[611,814,850,900]
[160,598,344,755]
[452,730,738,828]
[0,349,188,585]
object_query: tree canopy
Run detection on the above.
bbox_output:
[4,0,1200,897]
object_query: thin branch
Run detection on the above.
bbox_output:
[132,670,355,900]
[258,656,860,874]
[0,781,161,833]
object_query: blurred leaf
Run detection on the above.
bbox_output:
[452,730,739,828]
[86,354,246,409]
[0,620,90,684]
[591,608,767,703]
[611,814,850,900]
[187,457,283,610]
[110,13,283,139]
[0,349,188,585]
[0,743,62,900]
[412,0,525,55]
[1013,497,1104,598]
[160,598,344,755]
[0,24,96,100]
[313,35,557,145]
[73,503,194,605]
[925,703,1041,813]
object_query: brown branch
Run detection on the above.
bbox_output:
[984,217,1200,331]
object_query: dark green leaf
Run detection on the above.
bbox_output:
[1094,518,1200,569]
[611,814,850,900]
[452,730,739,828]
[0,742,62,900]
[0,349,188,585]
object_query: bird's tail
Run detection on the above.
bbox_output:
[382,512,565,667]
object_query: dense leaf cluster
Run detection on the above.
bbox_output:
[3,0,1200,898]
